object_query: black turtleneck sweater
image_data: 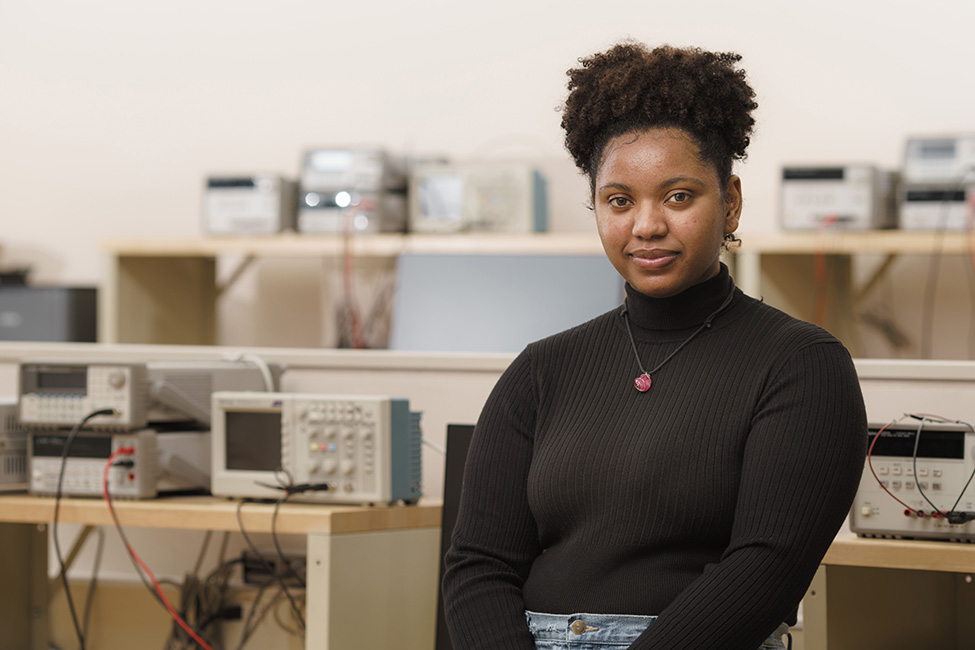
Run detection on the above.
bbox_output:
[442,265,867,650]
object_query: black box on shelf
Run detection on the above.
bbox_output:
[0,286,96,342]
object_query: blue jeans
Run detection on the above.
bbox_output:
[525,611,790,649]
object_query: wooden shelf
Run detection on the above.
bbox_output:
[100,232,607,258]
[0,494,441,536]
[740,230,975,255]
[97,230,975,349]
[100,230,975,258]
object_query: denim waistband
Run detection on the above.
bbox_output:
[526,611,657,645]
[525,610,790,647]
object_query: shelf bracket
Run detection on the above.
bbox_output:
[853,253,899,307]
[216,254,257,298]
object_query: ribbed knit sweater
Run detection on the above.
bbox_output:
[442,265,867,650]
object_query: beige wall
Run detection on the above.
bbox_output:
[4,0,975,275]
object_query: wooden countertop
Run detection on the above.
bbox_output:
[823,533,975,573]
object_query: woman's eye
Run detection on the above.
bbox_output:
[609,196,630,208]
[669,192,691,204]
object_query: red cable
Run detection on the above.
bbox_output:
[866,415,925,516]
[342,207,366,349]
[967,190,975,275]
[102,449,216,650]
[867,413,963,518]
[814,215,840,327]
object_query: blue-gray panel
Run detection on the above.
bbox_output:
[390,254,623,353]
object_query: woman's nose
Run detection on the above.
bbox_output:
[631,202,668,239]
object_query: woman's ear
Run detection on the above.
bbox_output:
[724,175,742,234]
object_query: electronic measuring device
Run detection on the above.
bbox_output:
[18,359,278,430]
[28,428,210,499]
[850,420,975,542]
[203,175,297,235]
[210,392,422,505]
[297,148,408,234]
[898,185,973,231]
[779,165,895,230]
[903,135,975,183]
[408,162,549,234]
[1,399,27,492]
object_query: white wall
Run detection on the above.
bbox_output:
[3,0,975,355]
[2,0,974,280]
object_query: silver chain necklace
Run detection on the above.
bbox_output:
[621,288,736,392]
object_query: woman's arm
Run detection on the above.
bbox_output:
[629,341,867,649]
[442,351,542,650]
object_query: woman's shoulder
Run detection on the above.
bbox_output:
[730,293,855,377]
[523,306,623,356]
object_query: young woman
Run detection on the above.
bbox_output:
[442,41,867,650]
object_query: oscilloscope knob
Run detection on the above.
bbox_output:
[107,371,126,390]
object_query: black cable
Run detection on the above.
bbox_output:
[234,500,306,632]
[968,252,975,359]
[82,527,105,642]
[909,415,975,520]
[271,492,306,589]
[235,583,287,650]
[919,189,956,358]
[103,454,219,650]
[52,407,116,650]
[102,459,167,606]
[920,231,946,359]
[235,582,271,650]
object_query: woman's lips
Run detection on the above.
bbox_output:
[628,249,679,269]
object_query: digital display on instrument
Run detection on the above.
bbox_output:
[904,189,966,203]
[31,434,113,458]
[782,168,846,181]
[225,410,282,471]
[309,150,355,171]
[868,424,966,459]
[35,369,87,393]
[919,140,956,159]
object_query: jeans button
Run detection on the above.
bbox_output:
[570,619,586,635]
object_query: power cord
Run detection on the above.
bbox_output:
[234,500,306,633]
[102,449,219,650]
[52,407,116,650]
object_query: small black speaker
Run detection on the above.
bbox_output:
[436,424,476,650]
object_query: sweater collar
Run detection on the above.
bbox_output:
[623,263,736,331]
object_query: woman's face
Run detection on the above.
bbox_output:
[593,128,741,298]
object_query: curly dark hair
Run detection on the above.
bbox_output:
[561,41,758,195]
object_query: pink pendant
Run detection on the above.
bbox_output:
[634,373,652,392]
